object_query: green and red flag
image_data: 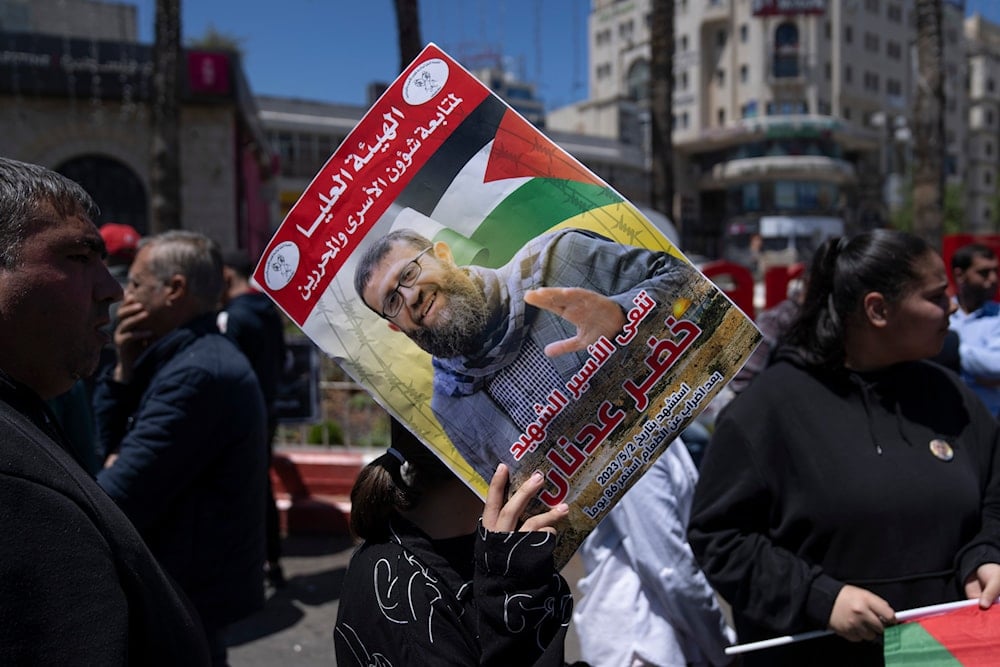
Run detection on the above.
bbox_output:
[884,603,1000,666]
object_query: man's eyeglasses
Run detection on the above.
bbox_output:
[382,246,433,319]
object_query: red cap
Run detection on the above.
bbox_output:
[100,223,141,260]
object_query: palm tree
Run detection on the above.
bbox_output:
[649,0,675,229]
[393,0,423,72]
[187,23,244,55]
[150,0,182,232]
[911,0,945,248]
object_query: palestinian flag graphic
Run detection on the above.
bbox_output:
[884,604,1000,666]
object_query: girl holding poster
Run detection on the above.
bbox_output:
[334,421,581,666]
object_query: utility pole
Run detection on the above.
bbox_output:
[650,0,676,227]
[912,0,945,248]
[394,0,423,71]
[150,0,182,232]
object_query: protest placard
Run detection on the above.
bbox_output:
[254,43,761,566]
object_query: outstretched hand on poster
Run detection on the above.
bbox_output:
[525,287,626,358]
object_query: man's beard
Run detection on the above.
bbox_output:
[971,284,996,309]
[410,268,489,359]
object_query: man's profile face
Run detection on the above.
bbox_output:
[363,240,490,358]
[0,207,122,398]
[124,244,177,341]
[957,253,999,307]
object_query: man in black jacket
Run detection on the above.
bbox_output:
[95,230,268,666]
[0,157,210,664]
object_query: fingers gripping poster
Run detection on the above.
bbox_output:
[254,44,761,567]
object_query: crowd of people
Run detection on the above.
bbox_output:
[2,155,1000,666]
[0,158,287,665]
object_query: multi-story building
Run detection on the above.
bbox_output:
[965,13,1000,231]
[258,62,655,232]
[549,0,972,260]
[0,0,276,256]
[257,95,365,221]
[470,64,546,129]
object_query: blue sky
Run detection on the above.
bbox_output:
[132,0,589,111]
[132,1,1000,112]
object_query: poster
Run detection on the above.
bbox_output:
[254,43,761,567]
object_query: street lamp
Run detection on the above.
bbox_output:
[870,111,911,212]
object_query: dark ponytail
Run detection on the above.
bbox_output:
[349,418,455,540]
[784,229,932,368]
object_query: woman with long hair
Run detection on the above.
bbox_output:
[688,229,1000,666]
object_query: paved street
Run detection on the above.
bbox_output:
[225,534,585,666]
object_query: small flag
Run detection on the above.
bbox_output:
[884,603,1000,666]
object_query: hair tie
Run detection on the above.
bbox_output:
[386,447,406,465]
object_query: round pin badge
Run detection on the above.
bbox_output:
[929,439,954,462]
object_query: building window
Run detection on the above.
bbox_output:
[626,59,650,101]
[740,64,749,83]
[986,170,993,186]
[845,65,853,84]
[887,78,902,96]
[717,68,726,85]
[740,24,748,42]
[989,79,996,93]
[743,183,761,211]
[824,20,831,39]
[843,107,852,120]
[596,63,612,80]
[680,70,689,89]
[773,22,800,78]
[987,142,993,157]
[718,108,726,125]
[888,3,902,22]
[596,29,611,45]
[618,20,634,39]
[944,152,957,175]
[717,29,727,48]
[865,0,880,13]
[680,35,689,51]
[845,26,853,44]
[887,40,901,60]
[863,71,880,92]
[825,62,831,80]
[864,32,879,52]
[766,100,807,115]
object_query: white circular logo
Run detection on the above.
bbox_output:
[403,58,449,105]
[263,241,300,291]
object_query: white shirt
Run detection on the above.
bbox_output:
[574,439,736,667]
[950,301,1000,416]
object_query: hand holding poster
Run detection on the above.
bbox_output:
[254,44,761,567]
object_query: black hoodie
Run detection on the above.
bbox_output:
[688,353,1000,666]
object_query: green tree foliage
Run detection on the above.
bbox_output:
[187,23,245,55]
[891,180,965,238]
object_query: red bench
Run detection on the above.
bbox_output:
[270,448,369,536]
